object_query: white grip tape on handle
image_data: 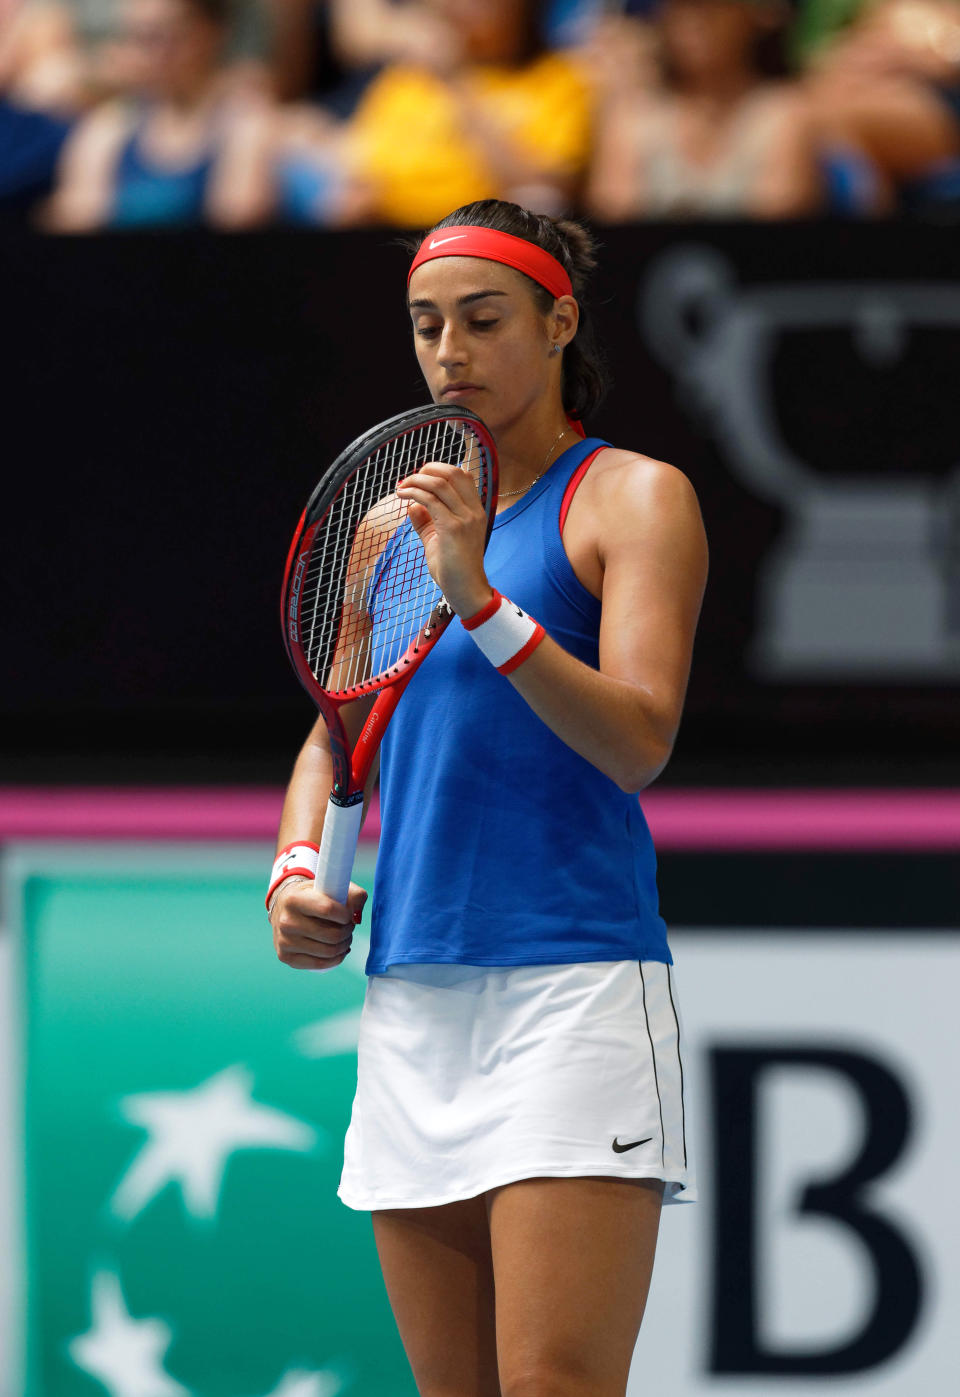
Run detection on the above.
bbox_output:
[314,796,365,907]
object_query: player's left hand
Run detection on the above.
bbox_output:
[396,461,493,617]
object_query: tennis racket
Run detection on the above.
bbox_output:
[281,403,499,908]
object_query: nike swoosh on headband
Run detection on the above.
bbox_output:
[408,226,573,299]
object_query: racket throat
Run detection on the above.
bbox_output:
[347,670,413,793]
[328,790,365,810]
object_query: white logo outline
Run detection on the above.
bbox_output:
[428,235,469,249]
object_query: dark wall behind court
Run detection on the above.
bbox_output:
[4,223,958,784]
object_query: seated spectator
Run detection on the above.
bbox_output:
[343,0,594,225]
[266,0,592,114]
[804,0,960,211]
[0,0,82,219]
[46,0,274,229]
[271,100,376,224]
[566,7,662,113]
[587,0,823,219]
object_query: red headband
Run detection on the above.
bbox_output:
[408,226,573,300]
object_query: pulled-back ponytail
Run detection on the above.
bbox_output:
[412,199,608,422]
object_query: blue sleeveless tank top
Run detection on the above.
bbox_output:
[365,435,671,974]
[112,106,215,228]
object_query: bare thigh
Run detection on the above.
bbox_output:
[372,1194,500,1397]
[487,1175,664,1397]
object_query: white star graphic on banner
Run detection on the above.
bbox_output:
[261,1369,345,1397]
[68,1270,190,1397]
[110,1065,320,1221]
[292,1008,362,1058]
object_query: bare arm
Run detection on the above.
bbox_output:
[806,74,960,180]
[206,99,276,229]
[748,92,825,219]
[269,696,377,971]
[501,458,707,791]
[329,0,466,72]
[274,696,377,851]
[44,101,130,230]
[396,452,708,793]
[586,95,647,223]
[270,506,390,970]
[274,713,335,851]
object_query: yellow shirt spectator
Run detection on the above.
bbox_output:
[347,52,592,226]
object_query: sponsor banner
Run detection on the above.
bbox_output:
[1,845,955,1396]
[637,929,957,1395]
[0,925,19,1397]
[2,843,410,1397]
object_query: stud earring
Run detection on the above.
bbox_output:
[552,343,562,354]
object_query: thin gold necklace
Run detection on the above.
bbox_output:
[498,426,570,500]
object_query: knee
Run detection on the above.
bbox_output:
[499,1376,559,1397]
[499,1362,612,1397]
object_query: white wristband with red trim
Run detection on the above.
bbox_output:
[461,590,545,675]
[266,842,319,912]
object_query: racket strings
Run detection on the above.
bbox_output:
[297,421,491,696]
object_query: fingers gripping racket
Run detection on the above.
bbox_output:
[281,404,499,906]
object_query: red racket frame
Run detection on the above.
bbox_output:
[280,404,498,908]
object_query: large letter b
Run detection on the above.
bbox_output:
[709,1045,923,1375]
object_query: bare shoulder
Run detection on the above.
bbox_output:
[566,446,706,585]
[582,447,702,527]
[46,100,133,229]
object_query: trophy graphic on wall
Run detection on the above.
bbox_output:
[639,246,960,680]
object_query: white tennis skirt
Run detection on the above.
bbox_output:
[337,958,696,1211]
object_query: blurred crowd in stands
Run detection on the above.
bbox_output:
[3,0,960,226]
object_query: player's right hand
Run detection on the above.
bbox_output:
[270,878,367,971]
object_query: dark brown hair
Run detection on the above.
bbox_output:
[410,199,607,422]
[185,0,231,27]
[660,0,793,83]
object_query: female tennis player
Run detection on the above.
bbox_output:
[269,198,708,1397]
